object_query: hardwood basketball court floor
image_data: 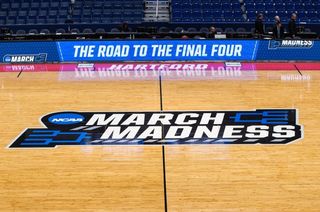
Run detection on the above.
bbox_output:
[0,63,319,211]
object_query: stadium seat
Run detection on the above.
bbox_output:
[158,27,170,33]
[174,27,184,33]
[236,27,246,33]
[56,28,66,34]
[21,3,30,9]
[11,3,20,10]
[16,29,26,35]
[216,28,223,33]
[40,29,50,34]
[1,3,10,10]
[30,2,40,9]
[6,19,16,25]
[200,27,209,33]
[0,11,7,19]
[111,28,120,32]
[71,28,80,34]
[28,29,39,34]
[27,18,36,24]
[83,28,93,33]
[96,28,106,33]
[16,18,26,25]
[225,28,235,33]
[187,27,197,32]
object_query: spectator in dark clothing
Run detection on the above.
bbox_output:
[255,13,265,35]
[288,13,297,38]
[272,16,285,39]
[207,26,216,39]
[120,22,130,32]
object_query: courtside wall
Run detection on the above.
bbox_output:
[0,40,319,63]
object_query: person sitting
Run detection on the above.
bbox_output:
[207,27,216,39]
[181,35,189,39]
[120,22,130,32]
[272,16,285,39]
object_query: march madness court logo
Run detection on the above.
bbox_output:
[9,109,302,148]
[269,40,314,49]
[3,53,47,63]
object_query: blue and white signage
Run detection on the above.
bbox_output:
[57,40,258,61]
[0,40,319,63]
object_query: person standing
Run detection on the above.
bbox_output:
[288,13,297,38]
[272,16,284,39]
[255,13,265,35]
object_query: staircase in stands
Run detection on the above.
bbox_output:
[144,0,170,22]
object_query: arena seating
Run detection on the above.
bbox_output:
[171,0,244,23]
[0,0,144,25]
[72,0,144,24]
[0,1,70,25]
[1,0,320,25]
[244,0,320,23]
[0,0,319,36]
[171,0,320,23]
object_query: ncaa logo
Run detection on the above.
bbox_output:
[4,56,11,63]
[48,113,85,125]
[269,40,281,49]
